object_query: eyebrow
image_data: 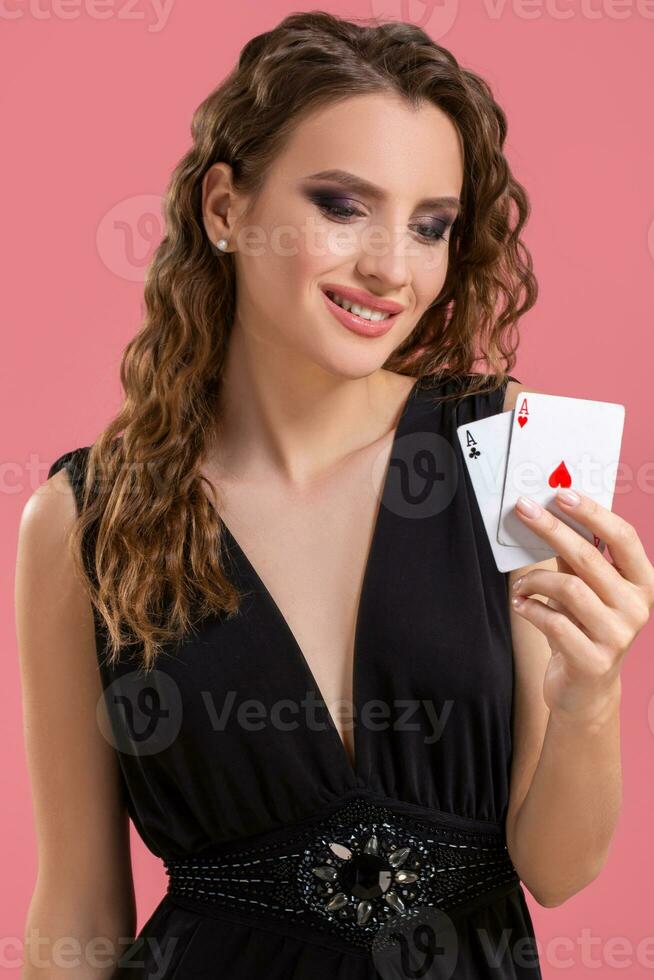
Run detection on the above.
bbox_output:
[302,169,461,213]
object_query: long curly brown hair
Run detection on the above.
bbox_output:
[59,10,537,670]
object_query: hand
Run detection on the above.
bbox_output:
[510,489,654,722]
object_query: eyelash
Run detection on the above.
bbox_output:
[314,200,453,246]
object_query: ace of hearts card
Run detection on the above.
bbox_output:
[456,389,625,572]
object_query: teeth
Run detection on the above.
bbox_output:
[327,291,393,322]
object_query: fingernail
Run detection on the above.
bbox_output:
[515,496,542,518]
[511,595,525,608]
[557,488,580,507]
[512,576,523,591]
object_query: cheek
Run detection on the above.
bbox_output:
[409,250,449,314]
[240,200,306,286]
[419,243,450,283]
[261,220,330,299]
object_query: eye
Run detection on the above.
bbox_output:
[411,220,452,244]
[315,201,363,221]
[313,196,454,248]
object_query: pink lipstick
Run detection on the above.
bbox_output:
[320,285,403,339]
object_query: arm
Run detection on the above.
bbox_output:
[501,380,624,907]
[16,469,137,977]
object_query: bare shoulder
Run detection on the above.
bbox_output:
[19,465,79,551]
[16,468,135,929]
[502,377,535,414]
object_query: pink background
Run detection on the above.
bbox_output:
[4,1,654,976]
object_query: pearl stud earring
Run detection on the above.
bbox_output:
[216,238,229,251]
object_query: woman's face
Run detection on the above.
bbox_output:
[206,92,464,380]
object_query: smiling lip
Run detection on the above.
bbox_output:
[319,283,405,314]
[321,288,400,339]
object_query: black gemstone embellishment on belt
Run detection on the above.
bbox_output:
[163,797,520,951]
[309,831,415,925]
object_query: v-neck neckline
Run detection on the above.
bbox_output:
[216,376,422,783]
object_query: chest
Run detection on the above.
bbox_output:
[205,433,396,766]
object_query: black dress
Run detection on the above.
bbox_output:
[47,373,543,979]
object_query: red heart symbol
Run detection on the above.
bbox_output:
[548,461,572,488]
[518,417,528,428]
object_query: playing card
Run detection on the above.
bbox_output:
[497,391,624,551]
[457,410,552,573]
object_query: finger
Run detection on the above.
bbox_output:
[544,595,586,634]
[514,494,635,611]
[510,594,597,671]
[512,568,628,648]
[554,490,654,599]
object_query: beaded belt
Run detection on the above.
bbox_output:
[163,797,520,952]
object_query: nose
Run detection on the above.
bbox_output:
[354,223,412,291]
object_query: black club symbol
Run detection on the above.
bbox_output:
[467,448,481,459]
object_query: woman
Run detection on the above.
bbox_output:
[17,10,653,979]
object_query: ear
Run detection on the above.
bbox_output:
[202,162,250,247]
